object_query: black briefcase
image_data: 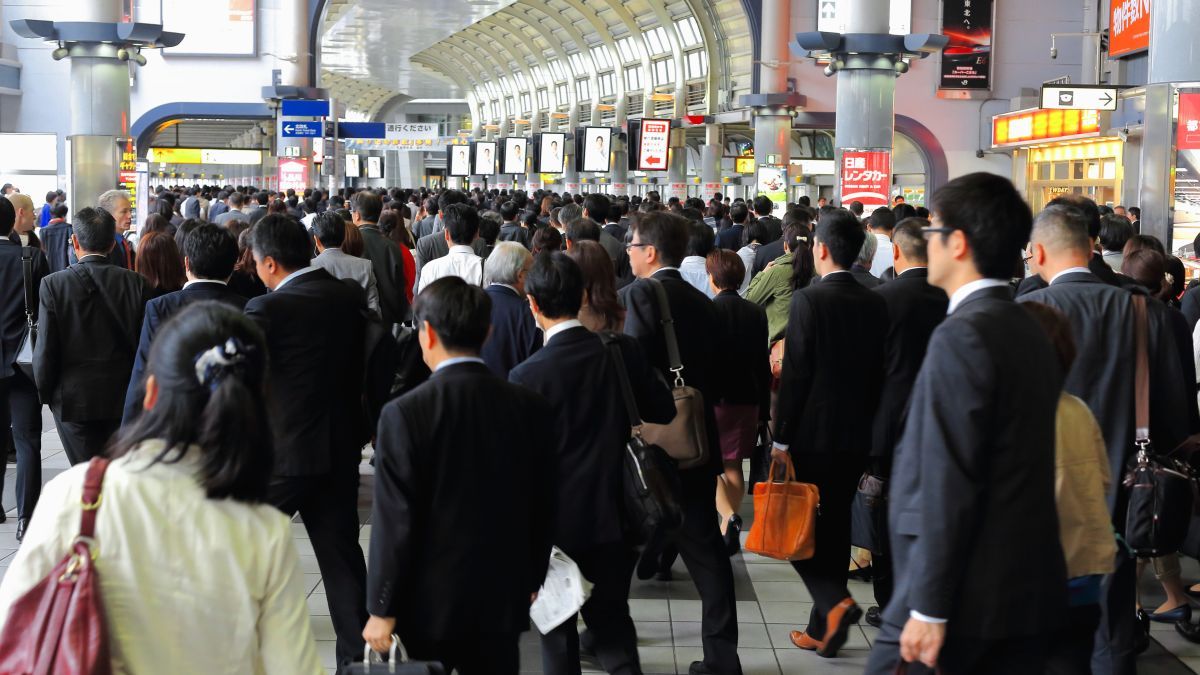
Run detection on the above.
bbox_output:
[345,637,444,675]
[850,473,888,555]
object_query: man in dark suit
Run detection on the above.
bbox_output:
[512,251,675,675]
[412,197,439,240]
[753,206,809,276]
[497,200,531,249]
[620,211,742,675]
[603,199,629,243]
[866,173,1067,675]
[771,208,888,657]
[751,195,782,243]
[40,202,72,273]
[1015,194,1123,297]
[364,277,555,674]
[245,191,269,225]
[715,202,748,251]
[865,218,947,628]
[122,224,246,424]
[1019,204,1191,675]
[0,197,49,538]
[414,191,488,284]
[207,190,230,222]
[243,214,370,668]
[351,191,410,329]
[479,242,540,378]
[34,207,151,464]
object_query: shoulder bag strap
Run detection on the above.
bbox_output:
[20,246,34,321]
[69,264,137,353]
[1133,294,1149,444]
[601,333,644,430]
[646,278,684,387]
[79,457,111,539]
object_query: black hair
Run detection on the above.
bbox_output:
[565,217,601,244]
[893,203,918,222]
[311,211,347,249]
[51,202,69,219]
[175,218,203,254]
[687,221,716,258]
[498,200,519,222]
[584,193,610,223]
[443,203,480,245]
[930,173,1033,279]
[184,223,239,280]
[73,207,117,253]
[752,195,773,216]
[353,191,383,223]
[730,203,749,224]
[630,211,689,267]
[814,208,865,269]
[744,220,769,246]
[870,207,896,232]
[438,189,467,213]
[525,251,584,320]
[112,302,273,503]
[413,276,493,352]
[0,196,12,236]
[1099,214,1134,253]
[1047,194,1101,239]
[250,214,313,271]
[255,191,269,206]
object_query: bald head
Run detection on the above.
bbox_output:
[6,193,35,233]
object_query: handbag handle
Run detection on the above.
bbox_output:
[767,453,797,483]
[363,634,410,671]
[646,278,685,388]
[601,333,645,432]
[79,458,111,540]
[1132,294,1149,445]
[21,246,35,323]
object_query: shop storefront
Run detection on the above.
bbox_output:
[992,108,1122,212]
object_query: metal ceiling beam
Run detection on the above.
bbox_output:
[498,10,579,121]
[591,0,655,105]
[467,24,543,131]
[522,3,602,124]
[557,0,627,118]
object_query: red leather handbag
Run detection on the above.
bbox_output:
[0,458,113,675]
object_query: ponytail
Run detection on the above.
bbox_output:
[196,372,273,502]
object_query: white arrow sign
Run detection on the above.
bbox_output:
[1040,85,1119,111]
[284,124,294,134]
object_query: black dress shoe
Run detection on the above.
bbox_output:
[847,562,872,582]
[722,514,743,557]
[1134,609,1151,655]
[865,606,883,628]
[1178,619,1200,644]
[688,661,726,675]
[0,510,6,525]
[15,517,27,543]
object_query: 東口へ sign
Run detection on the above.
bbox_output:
[1040,85,1119,112]
[838,150,891,209]
[1109,0,1150,58]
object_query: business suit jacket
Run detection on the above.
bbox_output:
[412,215,437,240]
[711,290,770,411]
[620,268,724,476]
[598,230,634,287]
[34,256,152,421]
[1181,284,1200,330]
[870,268,947,460]
[755,215,782,244]
[39,221,72,273]
[497,222,531,249]
[850,264,880,288]
[207,200,229,222]
[510,327,674,551]
[312,247,381,318]
[108,234,134,270]
[244,269,367,476]
[214,209,250,228]
[480,284,542,379]
[357,224,409,326]
[885,285,1067,637]
[245,205,268,225]
[1015,250,1124,297]
[0,239,49,379]
[122,281,248,424]
[1020,271,1192,505]
[774,270,888,455]
[603,221,628,243]
[368,361,554,641]
[753,238,786,277]
[715,223,744,251]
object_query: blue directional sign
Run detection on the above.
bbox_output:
[282,121,323,138]
[281,99,330,117]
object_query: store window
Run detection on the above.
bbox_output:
[1026,140,1123,212]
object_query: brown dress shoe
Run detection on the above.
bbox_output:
[817,597,863,658]
[789,630,824,650]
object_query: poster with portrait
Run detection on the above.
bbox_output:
[447,145,471,177]
[473,141,497,176]
[366,156,383,179]
[345,154,361,179]
[538,133,567,174]
[581,127,612,173]
[502,138,528,174]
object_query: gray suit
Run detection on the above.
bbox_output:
[214,209,250,227]
[413,215,438,240]
[312,247,381,318]
[598,230,633,288]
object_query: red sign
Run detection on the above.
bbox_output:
[1178,93,1200,150]
[991,108,1102,148]
[637,119,671,171]
[1110,0,1150,58]
[278,158,308,193]
[839,150,891,209]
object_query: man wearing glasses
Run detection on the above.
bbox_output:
[866,173,1067,674]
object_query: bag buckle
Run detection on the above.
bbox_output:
[670,366,684,388]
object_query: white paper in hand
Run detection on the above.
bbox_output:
[530,547,594,634]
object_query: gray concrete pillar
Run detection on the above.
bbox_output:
[564,109,580,194]
[611,133,629,197]
[667,127,687,202]
[701,124,722,200]
[833,0,895,207]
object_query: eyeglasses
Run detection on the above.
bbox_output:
[921,226,955,239]
[626,242,651,251]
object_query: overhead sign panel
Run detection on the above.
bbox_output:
[146,148,262,165]
[990,108,1102,148]
[817,0,911,35]
[579,127,612,173]
[281,121,323,137]
[636,119,671,172]
[939,0,994,91]
[537,133,567,174]
[281,99,330,118]
[839,150,891,209]
[1040,85,1118,111]
[1110,0,1151,58]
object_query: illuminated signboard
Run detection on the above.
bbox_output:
[991,108,1103,149]
[448,145,471,177]
[163,0,256,56]
[580,127,613,173]
[636,119,671,171]
[1110,0,1150,58]
[146,148,263,165]
[473,141,498,176]
[735,157,756,174]
[501,138,528,174]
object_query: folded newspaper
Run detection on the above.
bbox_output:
[530,547,594,634]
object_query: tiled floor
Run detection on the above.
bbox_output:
[2,408,1199,674]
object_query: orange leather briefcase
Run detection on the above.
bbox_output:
[744,454,819,561]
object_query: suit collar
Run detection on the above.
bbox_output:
[650,268,682,281]
[430,359,492,379]
[820,269,855,284]
[1049,270,1100,286]
[486,283,522,298]
[953,284,1012,312]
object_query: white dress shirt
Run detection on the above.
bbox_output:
[869,232,894,278]
[736,244,759,296]
[435,356,486,371]
[0,441,322,674]
[946,278,1011,314]
[1049,266,1091,285]
[273,265,321,292]
[544,318,583,345]
[416,244,484,294]
[183,278,228,289]
[679,256,716,298]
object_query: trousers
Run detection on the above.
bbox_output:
[541,543,640,675]
[51,410,119,466]
[404,632,520,675]
[0,372,41,519]
[865,618,1051,675]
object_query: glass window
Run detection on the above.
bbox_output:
[513,71,527,90]
[537,88,549,109]
[577,78,590,100]
[505,98,515,115]
[653,57,675,85]
[549,60,567,81]
[1053,162,1069,180]
[592,47,612,70]
[646,26,669,55]
[530,65,547,86]
[625,65,643,90]
[520,93,531,112]
[491,101,500,118]
[686,50,707,79]
[598,71,615,97]
[555,82,569,103]
[569,52,588,75]
[676,17,701,47]
[616,37,637,63]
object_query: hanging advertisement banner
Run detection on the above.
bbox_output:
[636,119,671,171]
[278,158,309,193]
[939,0,994,91]
[1173,92,1200,252]
[383,123,440,150]
[757,166,787,216]
[1109,0,1151,58]
[839,150,891,209]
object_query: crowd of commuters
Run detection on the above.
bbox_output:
[0,174,1192,675]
